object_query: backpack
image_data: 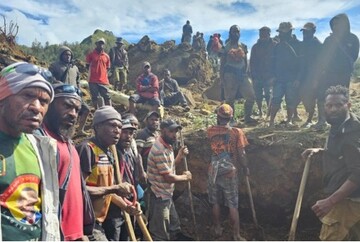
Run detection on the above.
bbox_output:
[208,128,236,184]
[211,34,222,53]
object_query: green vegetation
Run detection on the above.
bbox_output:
[19,29,127,64]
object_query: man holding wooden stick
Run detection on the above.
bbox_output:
[207,103,250,241]
[146,119,192,241]
[302,85,360,240]
[77,106,141,240]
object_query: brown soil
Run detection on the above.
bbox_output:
[1,33,360,241]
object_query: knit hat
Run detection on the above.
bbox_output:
[216,104,233,118]
[53,83,82,102]
[0,62,54,102]
[92,106,121,126]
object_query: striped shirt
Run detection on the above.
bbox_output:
[147,136,175,200]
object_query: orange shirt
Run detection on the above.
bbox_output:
[207,125,248,161]
[86,49,110,84]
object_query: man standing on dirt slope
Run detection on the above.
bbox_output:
[268,22,301,128]
[146,119,192,241]
[293,22,322,129]
[312,13,359,131]
[77,106,141,241]
[159,69,190,112]
[181,20,193,44]
[37,83,89,240]
[302,85,360,240]
[220,25,257,125]
[49,45,90,136]
[250,26,277,118]
[86,38,112,108]
[207,104,249,241]
[129,61,161,114]
[136,111,160,172]
[109,37,129,92]
[0,62,60,240]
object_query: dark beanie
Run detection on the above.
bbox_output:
[92,106,121,126]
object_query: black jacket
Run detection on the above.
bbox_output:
[322,113,360,197]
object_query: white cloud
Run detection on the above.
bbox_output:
[1,0,360,47]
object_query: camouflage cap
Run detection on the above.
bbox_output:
[276,22,294,33]
[301,22,316,31]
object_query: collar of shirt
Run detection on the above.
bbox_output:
[159,136,173,150]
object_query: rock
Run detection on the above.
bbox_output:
[199,109,212,115]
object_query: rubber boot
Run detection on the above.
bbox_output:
[244,101,257,125]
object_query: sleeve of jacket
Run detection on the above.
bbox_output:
[343,139,360,185]
[150,74,159,91]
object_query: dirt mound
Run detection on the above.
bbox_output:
[0,33,37,69]
[127,35,216,95]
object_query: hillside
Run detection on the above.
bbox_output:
[1,29,360,241]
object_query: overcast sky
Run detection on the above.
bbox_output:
[1,0,360,49]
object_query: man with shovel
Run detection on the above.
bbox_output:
[207,103,250,241]
[302,85,360,240]
[146,119,192,241]
[77,106,141,240]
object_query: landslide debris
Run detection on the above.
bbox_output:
[2,30,360,241]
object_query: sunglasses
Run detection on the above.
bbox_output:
[54,84,82,96]
[1,63,53,83]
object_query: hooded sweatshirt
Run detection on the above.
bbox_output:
[322,113,360,198]
[49,46,80,87]
[321,14,359,75]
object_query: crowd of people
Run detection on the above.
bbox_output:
[183,14,359,130]
[0,12,359,241]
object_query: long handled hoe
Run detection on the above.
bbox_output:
[179,130,199,241]
[288,154,313,241]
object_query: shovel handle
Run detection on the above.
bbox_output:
[288,155,312,241]
[179,129,199,241]
[136,202,152,241]
[245,175,259,227]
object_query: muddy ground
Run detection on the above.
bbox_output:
[173,128,324,241]
[1,32,360,241]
